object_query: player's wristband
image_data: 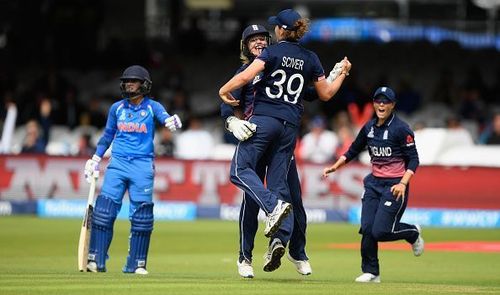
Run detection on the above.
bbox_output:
[399,182,407,186]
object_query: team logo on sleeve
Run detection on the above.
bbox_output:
[406,135,415,146]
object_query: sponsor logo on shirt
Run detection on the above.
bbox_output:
[253,74,262,85]
[367,127,374,138]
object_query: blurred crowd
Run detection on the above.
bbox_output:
[1,47,500,163]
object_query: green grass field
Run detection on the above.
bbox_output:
[1,216,499,295]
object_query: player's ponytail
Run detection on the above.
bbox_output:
[282,18,310,41]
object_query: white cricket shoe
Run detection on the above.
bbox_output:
[287,254,312,275]
[412,224,424,257]
[264,200,292,238]
[263,238,285,272]
[355,273,381,283]
[237,259,254,278]
[87,261,97,273]
[135,267,149,275]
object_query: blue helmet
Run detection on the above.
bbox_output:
[240,24,271,60]
[119,65,152,97]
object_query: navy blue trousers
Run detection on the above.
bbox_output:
[230,115,297,256]
[238,157,308,262]
[360,174,419,275]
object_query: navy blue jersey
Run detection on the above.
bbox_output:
[221,64,260,121]
[95,97,171,158]
[253,41,324,126]
[221,62,319,121]
[344,113,419,177]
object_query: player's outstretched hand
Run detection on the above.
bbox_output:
[226,116,257,141]
[84,155,101,183]
[219,92,240,106]
[165,114,182,132]
[326,60,345,83]
[322,166,336,178]
[341,56,352,75]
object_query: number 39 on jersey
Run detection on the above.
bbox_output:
[265,69,304,104]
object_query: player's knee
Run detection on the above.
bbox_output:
[229,170,240,185]
[93,195,120,229]
[371,227,391,241]
[131,202,154,232]
[360,224,372,236]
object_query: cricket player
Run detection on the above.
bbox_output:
[83,65,182,274]
[221,24,319,278]
[219,8,351,274]
[323,86,424,283]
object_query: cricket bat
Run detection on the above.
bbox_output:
[77,170,99,272]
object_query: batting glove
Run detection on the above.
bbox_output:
[84,155,101,183]
[226,116,257,141]
[326,61,345,83]
[165,114,182,132]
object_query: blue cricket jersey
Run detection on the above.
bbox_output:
[95,97,171,158]
[344,113,419,178]
[253,40,324,127]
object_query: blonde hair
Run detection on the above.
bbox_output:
[282,18,310,41]
[240,42,251,65]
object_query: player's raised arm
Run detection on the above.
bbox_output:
[314,57,352,101]
[219,59,265,106]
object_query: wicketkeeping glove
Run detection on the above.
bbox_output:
[326,60,345,83]
[84,155,101,183]
[226,116,257,141]
[165,114,182,132]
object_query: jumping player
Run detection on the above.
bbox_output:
[83,65,182,275]
[323,86,424,283]
[219,8,351,274]
[222,24,320,278]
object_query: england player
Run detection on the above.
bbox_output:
[219,8,351,273]
[323,86,424,283]
[83,65,182,274]
[222,24,316,278]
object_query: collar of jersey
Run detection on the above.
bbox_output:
[124,96,149,110]
[376,113,395,128]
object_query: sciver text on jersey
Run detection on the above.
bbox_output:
[282,56,304,70]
